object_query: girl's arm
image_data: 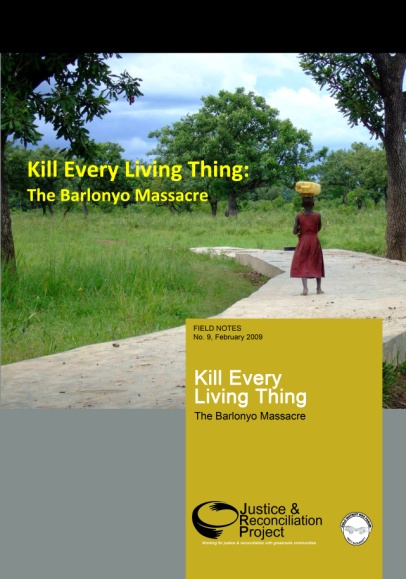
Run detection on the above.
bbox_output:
[318,213,322,231]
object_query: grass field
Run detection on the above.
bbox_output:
[2,202,387,365]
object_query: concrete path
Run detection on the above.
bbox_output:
[1,248,406,409]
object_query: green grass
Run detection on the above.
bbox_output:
[2,203,387,364]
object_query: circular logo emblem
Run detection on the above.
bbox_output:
[340,512,373,546]
[192,501,239,539]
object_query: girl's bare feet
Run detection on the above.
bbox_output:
[317,288,324,294]
[301,288,308,296]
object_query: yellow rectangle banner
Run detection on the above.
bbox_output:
[186,319,382,578]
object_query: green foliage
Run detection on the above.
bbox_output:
[383,361,399,390]
[1,53,143,157]
[1,53,144,268]
[5,143,71,212]
[272,197,286,209]
[298,53,406,260]
[251,185,295,202]
[292,196,303,211]
[148,88,324,212]
[299,54,386,139]
[4,143,33,209]
[314,143,387,206]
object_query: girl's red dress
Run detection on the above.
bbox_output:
[290,212,325,278]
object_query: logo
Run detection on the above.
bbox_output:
[340,512,373,546]
[192,501,239,539]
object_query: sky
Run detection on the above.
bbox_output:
[33,53,379,161]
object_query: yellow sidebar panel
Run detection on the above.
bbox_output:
[186,319,382,578]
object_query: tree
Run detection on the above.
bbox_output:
[346,143,387,206]
[5,143,73,214]
[4,143,34,211]
[148,88,324,216]
[1,53,143,270]
[65,141,135,215]
[298,53,406,260]
[314,142,387,205]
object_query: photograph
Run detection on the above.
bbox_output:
[2,53,405,410]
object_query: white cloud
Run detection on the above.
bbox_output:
[265,86,374,150]
[110,53,302,100]
[119,136,151,159]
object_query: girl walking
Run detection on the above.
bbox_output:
[290,194,325,295]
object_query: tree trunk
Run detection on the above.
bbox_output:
[226,192,239,217]
[384,101,406,259]
[373,54,406,261]
[1,134,16,272]
[385,141,406,260]
[209,198,218,217]
[342,186,349,205]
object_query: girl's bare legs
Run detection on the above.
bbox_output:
[301,278,308,296]
[316,278,324,294]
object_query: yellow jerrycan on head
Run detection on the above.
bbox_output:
[295,181,321,196]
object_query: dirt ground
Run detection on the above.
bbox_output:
[389,374,406,408]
